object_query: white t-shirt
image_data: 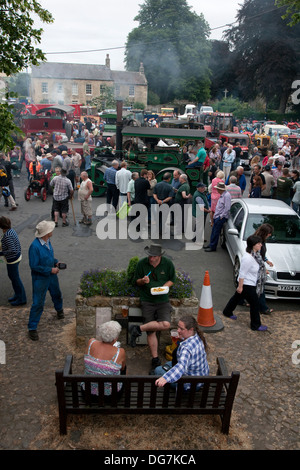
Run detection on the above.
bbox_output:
[238,252,259,286]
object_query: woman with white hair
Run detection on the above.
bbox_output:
[209,170,225,226]
[82,321,126,398]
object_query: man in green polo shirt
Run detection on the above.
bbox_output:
[130,244,176,369]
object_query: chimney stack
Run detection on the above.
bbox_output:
[105,54,110,69]
[139,62,144,75]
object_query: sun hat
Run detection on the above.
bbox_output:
[216,181,226,191]
[35,220,55,238]
[144,243,165,257]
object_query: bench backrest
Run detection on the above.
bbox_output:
[56,355,240,412]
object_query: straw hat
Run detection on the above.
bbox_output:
[35,220,55,238]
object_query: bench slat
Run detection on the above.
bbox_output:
[55,356,239,435]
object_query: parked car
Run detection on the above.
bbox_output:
[220,199,300,300]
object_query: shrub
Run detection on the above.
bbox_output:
[126,256,139,286]
[79,268,194,299]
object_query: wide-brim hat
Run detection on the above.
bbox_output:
[35,220,55,238]
[144,244,165,257]
[61,151,68,155]
[216,181,226,191]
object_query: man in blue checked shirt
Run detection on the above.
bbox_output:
[155,315,209,389]
[104,160,119,210]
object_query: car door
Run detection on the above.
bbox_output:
[225,202,244,261]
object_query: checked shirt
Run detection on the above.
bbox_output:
[163,334,209,388]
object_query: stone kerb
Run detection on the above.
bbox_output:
[75,292,199,347]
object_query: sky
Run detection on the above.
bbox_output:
[35,0,242,71]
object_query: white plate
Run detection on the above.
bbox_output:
[150,286,169,295]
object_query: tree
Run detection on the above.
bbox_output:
[91,85,116,112]
[0,1,53,151]
[208,40,237,101]
[125,0,211,104]
[224,0,300,113]
[276,0,300,26]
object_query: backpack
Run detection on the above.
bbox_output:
[0,165,9,187]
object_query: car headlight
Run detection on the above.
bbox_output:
[266,269,276,281]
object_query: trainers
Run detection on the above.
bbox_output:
[129,325,142,347]
[28,330,39,341]
[62,221,69,227]
[151,357,161,367]
[57,309,65,319]
[255,325,268,332]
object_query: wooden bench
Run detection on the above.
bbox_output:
[55,355,240,435]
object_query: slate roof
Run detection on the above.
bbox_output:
[31,62,147,85]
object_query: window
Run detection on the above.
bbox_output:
[86,84,92,95]
[115,85,120,97]
[42,82,48,94]
[100,85,106,94]
[72,83,78,95]
[129,85,135,97]
[57,82,63,94]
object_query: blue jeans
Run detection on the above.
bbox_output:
[209,217,227,250]
[28,274,63,330]
[7,262,27,303]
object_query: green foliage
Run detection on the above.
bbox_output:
[79,267,194,299]
[125,0,211,104]
[0,1,53,152]
[91,85,116,111]
[127,256,139,286]
[276,0,300,26]
[79,269,139,298]
[224,0,300,113]
[0,93,24,151]
[0,1,53,75]
[169,271,194,299]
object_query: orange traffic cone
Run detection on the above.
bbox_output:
[197,271,216,327]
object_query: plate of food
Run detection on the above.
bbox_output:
[150,286,169,295]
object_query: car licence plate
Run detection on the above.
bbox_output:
[278,285,300,292]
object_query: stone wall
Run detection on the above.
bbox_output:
[75,293,199,347]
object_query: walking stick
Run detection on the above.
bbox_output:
[70,197,76,225]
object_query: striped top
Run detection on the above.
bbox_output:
[82,340,122,396]
[0,229,22,263]
[226,184,242,199]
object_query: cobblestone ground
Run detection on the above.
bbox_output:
[0,305,299,450]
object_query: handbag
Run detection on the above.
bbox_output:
[116,201,131,219]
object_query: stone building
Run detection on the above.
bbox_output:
[30,54,148,107]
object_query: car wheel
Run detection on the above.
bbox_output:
[220,227,226,249]
[233,258,240,287]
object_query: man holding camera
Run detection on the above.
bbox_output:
[28,220,66,341]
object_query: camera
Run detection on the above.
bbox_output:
[57,262,67,270]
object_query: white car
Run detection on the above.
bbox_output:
[200,106,213,114]
[220,199,300,299]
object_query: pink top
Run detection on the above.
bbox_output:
[210,177,223,212]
